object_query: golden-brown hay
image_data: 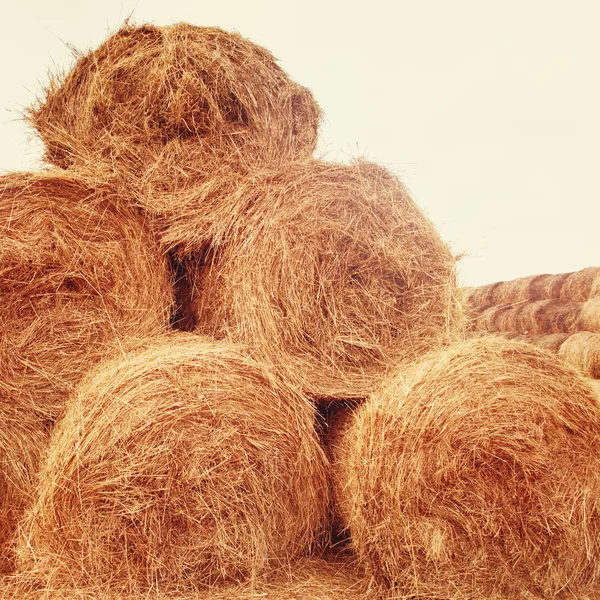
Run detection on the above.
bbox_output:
[461,267,600,312]
[330,337,600,599]
[473,299,582,334]
[182,160,461,400]
[0,407,48,573]
[483,331,571,353]
[558,331,600,379]
[28,22,320,192]
[581,297,600,332]
[0,171,173,420]
[1,556,375,599]
[0,171,172,569]
[17,334,329,593]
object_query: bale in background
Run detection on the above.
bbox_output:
[28,22,320,194]
[558,331,600,379]
[187,160,461,400]
[331,337,600,599]
[0,172,172,569]
[17,334,329,592]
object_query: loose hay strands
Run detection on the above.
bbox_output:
[1,556,375,599]
[558,331,600,379]
[183,160,462,400]
[28,22,321,192]
[0,172,172,569]
[0,407,48,573]
[330,337,600,599]
[0,171,173,420]
[17,334,329,593]
[462,267,600,312]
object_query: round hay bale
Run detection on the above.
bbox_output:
[331,337,600,599]
[17,334,329,592]
[28,22,320,190]
[474,298,581,334]
[187,160,461,400]
[0,171,173,420]
[558,331,600,379]
[581,297,600,332]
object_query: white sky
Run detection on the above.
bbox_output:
[1,0,598,287]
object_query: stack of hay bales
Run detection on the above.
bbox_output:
[2,20,600,600]
[463,266,600,383]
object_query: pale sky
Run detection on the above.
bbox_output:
[1,0,598,287]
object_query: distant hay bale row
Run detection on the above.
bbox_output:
[462,266,600,310]
[28,23,321,196]
[488,331,600,379]
[471,297,600,335]
[329,337,600,599]
[177,160,462,400]
[17,334,329,592]
[1,556,374,600]
[0,171,173,571]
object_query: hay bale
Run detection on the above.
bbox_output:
[581,297,600,332]
[17,334,329,592]
[0,171,173,420]
[185,160,461,400]
[461,268,600,312]
[28,22,320,191]
[330,337,600,599]
[473,299,582,334]
[486,331,571,353]
[0,171,172,569]
[558,331,600,379]
[1,556,374,599]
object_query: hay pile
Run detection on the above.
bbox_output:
[17,334,329,592]
[185,159,461,399]
[28,23,320,189]
[330,337,600,599]
[0,171,172,570]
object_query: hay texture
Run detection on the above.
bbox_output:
[0,172,171,569]
[330,337,600,599]
[1,556,374,600]
[558,331,600,379]
[462,266,600,311]
[28,22,320,193]
[185,160,461,400]
[0,171,172,420]
[17,334,329,592]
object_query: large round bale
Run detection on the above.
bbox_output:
[331,337,600,599]
[28,22,320,189]
[187,160,461,400]
[0,171,173,420]
[558,331,600,379]
[17,334,329,592]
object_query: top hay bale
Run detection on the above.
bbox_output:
[28,23,321,189]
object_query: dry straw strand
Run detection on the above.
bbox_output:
[16,334,329,593]
[330,337,600,599]
[183,159,462,400]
